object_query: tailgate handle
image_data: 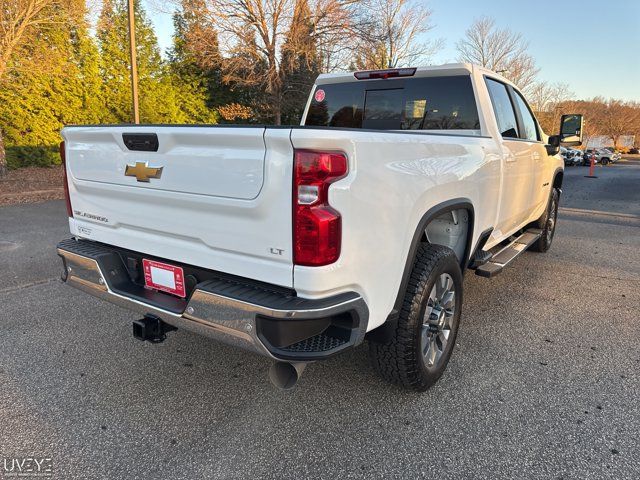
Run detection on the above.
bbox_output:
[123,133,159,152]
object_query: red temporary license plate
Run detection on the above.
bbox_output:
[142,259,186,298]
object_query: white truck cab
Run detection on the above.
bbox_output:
[57,64,584,390]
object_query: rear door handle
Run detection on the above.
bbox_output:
[504,152,516,163]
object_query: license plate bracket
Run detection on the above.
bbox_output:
[142,259,186,298]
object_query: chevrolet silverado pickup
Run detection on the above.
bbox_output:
[56,64,584,391]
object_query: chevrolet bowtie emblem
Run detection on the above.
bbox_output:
[124,162,163,182]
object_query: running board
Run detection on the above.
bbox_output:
[475,228,542,278]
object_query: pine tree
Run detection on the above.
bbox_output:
[97,0,215,124]
[98,0,154,123]
[96,0,130,122]
[170,0,223,111]
[170,0,254,123]
[280,0,321,125]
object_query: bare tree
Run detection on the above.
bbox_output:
[552,98,640,149]
[310,0,361,72]
[556,98,606,147]
[0,0,84,81]
[529,81,573,133]
[598,100,640,148]
[353,0,441,69]
[205,0,357,124]
[456,16,539,93]
[1,0,50,78]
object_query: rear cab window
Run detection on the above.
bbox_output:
[304,75,481,133]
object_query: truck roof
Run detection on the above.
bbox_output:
[315,63,515,87]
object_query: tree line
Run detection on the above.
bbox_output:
[0,0,445,170]
[536,97,640,151]
[0,1,638,173]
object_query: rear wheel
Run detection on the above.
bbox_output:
[601,157,609,165]
[530,187,559,252]
[369,244,462,391]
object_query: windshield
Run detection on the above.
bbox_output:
[304,75,481,132]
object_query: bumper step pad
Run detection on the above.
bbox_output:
[281,333,349,353]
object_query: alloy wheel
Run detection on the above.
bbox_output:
[546,194,557,244]
[421,273,456,368]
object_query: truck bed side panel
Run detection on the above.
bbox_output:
[290,128,501,330]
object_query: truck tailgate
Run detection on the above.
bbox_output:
[62,126,294,287]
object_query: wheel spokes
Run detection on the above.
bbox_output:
[442,290,455,310]
[421,326,430,356]
[428,335,438,365]
[421,273,456,368]
[432,335,442,363]
[436,274,451,300]
[438,329,450,351]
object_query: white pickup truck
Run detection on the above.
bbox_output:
[57,64,583,391]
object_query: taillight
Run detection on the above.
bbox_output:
[354,67,416,80]
[60,141,73,217]
[293,150,348,266]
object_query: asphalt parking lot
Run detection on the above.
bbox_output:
[1,161,639,479]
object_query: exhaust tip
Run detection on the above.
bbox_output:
[268,362,307,390]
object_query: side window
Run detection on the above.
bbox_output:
[485,78,519,139]
[513,91,539,141]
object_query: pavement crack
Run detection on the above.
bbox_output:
[0,277,60,294]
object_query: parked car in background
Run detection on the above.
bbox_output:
[561,147,578,166]
[568,149,583,165]
[597,148,621,165]
[561,147,581,166]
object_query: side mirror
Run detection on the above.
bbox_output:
[559,114,584,146]
[546,135,560,156]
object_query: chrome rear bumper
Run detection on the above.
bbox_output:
[57,239,368,361]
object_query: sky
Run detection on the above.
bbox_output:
[144,0,640,101]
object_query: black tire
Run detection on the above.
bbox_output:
[530,187,559,252]
[601,158,609,165]
[369,244,463,391]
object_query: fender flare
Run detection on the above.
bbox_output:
[552,168,564,189]
[366,198,475,344]
[392,198,475,316]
